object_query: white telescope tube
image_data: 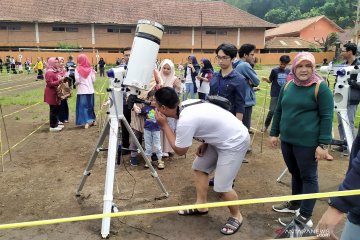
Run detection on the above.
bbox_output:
[123,20,164,94]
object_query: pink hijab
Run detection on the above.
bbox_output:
[76,54,93,78]
[288,52,323,87]
[45,57,58,72]
[160,59,177,87]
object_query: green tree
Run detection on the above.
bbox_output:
[264,8,288,24]
[225,0,357,29]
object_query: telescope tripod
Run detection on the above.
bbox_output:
[75,89,169,238]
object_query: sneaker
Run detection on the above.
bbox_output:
[57,124,64,129]
[162,152,169,158]
[272,201,300,213]
[209,177,215,186]
[144,162,149,168]
[130,157,138,166]
[49,126,62,132]
[157,160,165,169]
[151,153,158,161]
[278,213,313,228]
[261,126,268,133]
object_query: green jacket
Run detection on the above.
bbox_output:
[270,81,334,147]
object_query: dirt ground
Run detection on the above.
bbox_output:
[0,73,350,240]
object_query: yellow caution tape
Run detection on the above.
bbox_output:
[3,102,42,118]
[1,121,48,157]
[0,190,359,229]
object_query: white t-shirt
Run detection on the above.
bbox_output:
[175,100,248,150]
[185,67,193,83]
[196,73,210,94]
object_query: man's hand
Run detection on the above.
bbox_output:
[196,143,208,157]
[270,136,279,148]
[315,206,344,240]
[315,147,328,161]
[262,77,270,83]
[155,109,168,128]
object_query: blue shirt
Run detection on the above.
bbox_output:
[209,70,246,115]
[234,60,260,107]
[269,67,290,97]
[141,105,160,132]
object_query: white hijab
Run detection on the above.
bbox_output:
[160,59,177,88]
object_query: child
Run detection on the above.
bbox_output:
[135,90,163,169]
[261,55,291,132]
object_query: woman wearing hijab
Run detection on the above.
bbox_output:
[75,54,97,129]
[183,55,200,100]
[44,57,63,132]
[57,57,70,125]
[196,58,214,100]
[269,52,334,228]
[158,59,181,158]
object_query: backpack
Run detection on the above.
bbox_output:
[180,95,231,111]
[57,80,71,100]
[284,80,321,101]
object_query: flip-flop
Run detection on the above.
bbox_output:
[177,209,208,216]
[220,217,243,235]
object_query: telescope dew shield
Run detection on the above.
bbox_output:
[123,20,164,93]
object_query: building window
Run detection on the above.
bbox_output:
[8,25,21,31]
[206,30,216,35]
[217,30,227,35]
[53,27,66,32]
[0,25,21,31]
[52,26,79,32]
[66,27,79,32]
[205,30,227,35]
[167,29,181,35]
[120,28,131,33]
[107,27,132,33]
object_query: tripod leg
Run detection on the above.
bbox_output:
[76,119,110,196]
[338,110,354,153]
[120,116,169,197]
[277,168,288,183]
[101,118,119,239]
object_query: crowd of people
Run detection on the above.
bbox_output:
[2,41,360,238]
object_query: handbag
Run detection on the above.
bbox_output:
[57,80,71,100]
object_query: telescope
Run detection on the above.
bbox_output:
[76,19,168,239]
[327,65,360,153]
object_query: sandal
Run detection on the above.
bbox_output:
[220,217,243,235]
[178,209,208,216]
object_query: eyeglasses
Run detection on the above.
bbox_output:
[215,55,231,61]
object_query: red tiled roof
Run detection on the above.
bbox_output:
[265,37,321,49]
[0,0,276,28]
[265,15,344,37]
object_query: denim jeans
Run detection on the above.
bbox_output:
[337,104,358,141]
[243,106,253,130]
[183,82,195,100]
[129,129,143,158]
[341,219,360,240]
[281,141,318,218]
[264,97,278,128]
[144,129,162,160]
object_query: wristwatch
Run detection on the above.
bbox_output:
[318,144,329,150]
